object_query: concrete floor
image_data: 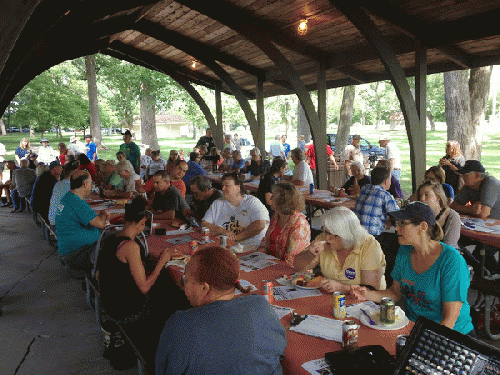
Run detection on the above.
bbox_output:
[0,207,137,375]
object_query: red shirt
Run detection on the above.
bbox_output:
[171,179,186,198]
[269,223,283,259]
[79,162,96,181]
[59,152,68,166]
[305,144,333,170]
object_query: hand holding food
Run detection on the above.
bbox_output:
[319,279,341,293]
[294,274,324,288]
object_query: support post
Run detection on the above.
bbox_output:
[414,41,427,191]
[317,66,328,186]
[214,82,224,150]
[255,77,266,154]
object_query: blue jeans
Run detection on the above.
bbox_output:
[10,189,22,210]
[392,169,402,181]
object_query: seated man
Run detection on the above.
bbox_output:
[218,147,232,172]
[354,166,399,238]
[55,171,109,271]
[49,160,80,225]
[189,175,223,221]
[12,159,37,212]
[451,160,500,220]
[287,147,314,186]
[104,160,144,199]
[0,160,18,208]
[31,160,63,222]
[202,173,269,250]
[182,152,206,189]
[243,147,270,179]
[169,159,188,198]
[228,150,246,173]
[148,170,190,220]
[155,247,286,375]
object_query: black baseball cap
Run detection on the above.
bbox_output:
[85,134,92,139]
[388,201,436,226]
[458,160,485,174]
[121,130,132,136]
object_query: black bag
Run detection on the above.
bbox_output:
[101,324,137,370]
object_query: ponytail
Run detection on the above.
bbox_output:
[429,223,444,241]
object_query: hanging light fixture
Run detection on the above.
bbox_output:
[298,19,308,36]
[191,60,197,69]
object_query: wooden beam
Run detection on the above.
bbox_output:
[332,2,423,189]
[317,67,328,187]
[134,20,266,80]
[256,78,266,153]
[414,42,427,192]
[435,45,471,69]
[215,82,224,150]
[175,0,330,64]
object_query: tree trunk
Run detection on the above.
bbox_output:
[140,80,159,150]
[468,66,492,159]
[297,103,311,143]
[0,118,6,136]
[444,70,471,157]
[29,125,35,138]
[374,81,381,129]
[427,111,435,131]
[85,55,102,146]
[335,86,356,158]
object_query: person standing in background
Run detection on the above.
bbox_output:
[269,135,285,159]
[281,135,290,159]
[298,135,306,152]
[85,134,97,162]
[379,135,402,181]
[119,130,141,175]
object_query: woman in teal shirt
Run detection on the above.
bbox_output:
[352,201,474,335]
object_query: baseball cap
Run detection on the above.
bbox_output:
[379,134,390,141]
[49,160,61,169]
[40,138,49,143]
[352,134,361,140]
[388,201,436,227]
[85,134,92,139]
[458,160,485,174]
[122,130,132,136]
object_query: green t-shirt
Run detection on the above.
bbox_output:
[119,142,141,167]
[55,192,100,256]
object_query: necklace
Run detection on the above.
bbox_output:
[435,207,446,221]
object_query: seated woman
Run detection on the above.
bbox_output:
[155,247,286,375]
[417,181,461,249]
[409,165,454,205]
[98,196,190,370]
[77,153,97,181]
[294,206,386,293]
[351,201,474,335]
[340,161,370,196]
[243,147,270,179]
[257,181,310,266]
[256,157,287,212]
[439,140,465,193]
[165,149,179,175]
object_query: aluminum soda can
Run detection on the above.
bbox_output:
[380,297,396,325]
[201,227,210,242]
[396,335,408,358]
[263,280,274,303]
[333,292,346,319]
[342,320,359,351]
[309,183,314,195]
[189,240,198,255]
[219,234,228,248]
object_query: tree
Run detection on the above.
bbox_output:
[85,55,103,145]
[444,67,492,159]
[140,79,159,150]
[334,86,356,157]
[297,103,311,143]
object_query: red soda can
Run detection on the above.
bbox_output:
[189,240,198,255]
[263,280,274,303]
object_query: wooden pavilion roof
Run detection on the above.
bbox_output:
[1,0,500,111]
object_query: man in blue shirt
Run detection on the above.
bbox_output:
[183,151,206,189]
[55,170,109,271]
[85,134,97,162]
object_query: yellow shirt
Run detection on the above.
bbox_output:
[318,234,387,290]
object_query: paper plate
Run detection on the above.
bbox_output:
[291,276,321,290]
[359,307,409,331]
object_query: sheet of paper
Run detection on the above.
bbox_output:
[166,235,194,245]
[107,208,125,214]
[271,305,294,320]
[345,301,378,319]
[163,229,195,236]
[290,315,343,341]
[272,285,322,301]
[302,358,333,375]
[165,259,186,270]
[239,252,279,272]
[234,279,258,296]
[462,218,500,234]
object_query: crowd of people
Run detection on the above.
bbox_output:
[0,128,498,373]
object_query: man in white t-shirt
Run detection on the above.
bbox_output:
[379,134,402,181]
[202,172,269,249]
[344,134,364,177]
[288,148,314,187]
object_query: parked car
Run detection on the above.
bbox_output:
[239,137,254,159]
[327,134,385,165]
[8,127,20,132]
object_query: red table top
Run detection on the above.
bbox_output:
[147,221,414,375]
[460,215,500,248]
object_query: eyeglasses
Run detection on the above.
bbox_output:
[395,220,414,227]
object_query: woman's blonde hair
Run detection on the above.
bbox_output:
[446,141,462,159]
[271,181,305,215]
[321,206,369,249]
[424,165,445,184]
[417,181,448,208]
[20,138,30,149]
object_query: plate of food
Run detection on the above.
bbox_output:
[359,306,409,331]
[291,274,324,289]
[171,253,191,263]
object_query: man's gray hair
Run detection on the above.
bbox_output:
[351,161,365,174]
[116,160,135,175]
[190,175,213,192]
[275,135,281,140]
[291,148,305,161]
[251,147,261,156]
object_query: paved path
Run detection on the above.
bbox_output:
[0,208,136,375]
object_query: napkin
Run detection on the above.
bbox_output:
[289,315,343,341]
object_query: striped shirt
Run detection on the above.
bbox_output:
[354,184,398,236]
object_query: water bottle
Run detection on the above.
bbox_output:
[309,183,314,195]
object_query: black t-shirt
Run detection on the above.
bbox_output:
[152,186,190,218]
[244,159,270,177]
[192,189,223,221]
[342,175,370,194]
[32,171,57,222]
[257,172,277,212]
[196,136,215,151]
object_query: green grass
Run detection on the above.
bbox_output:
[2,129,499,196]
